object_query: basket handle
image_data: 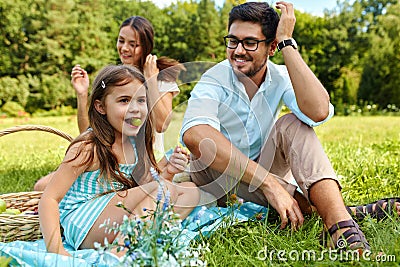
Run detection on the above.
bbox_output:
[0,125,74,142]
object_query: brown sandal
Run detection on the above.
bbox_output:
[346,197,400,221]
[325,219,371,252]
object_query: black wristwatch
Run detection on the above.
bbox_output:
[277,38,298,52]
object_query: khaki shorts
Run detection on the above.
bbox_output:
[189,113,339,206]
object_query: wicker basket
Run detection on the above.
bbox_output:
[0,125,73,242]
[0,191,43,242]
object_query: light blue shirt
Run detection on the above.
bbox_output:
[181,59,334,160]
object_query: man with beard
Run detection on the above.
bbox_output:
[180,1,373,251]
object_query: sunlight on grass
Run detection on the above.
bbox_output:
[0,116,78,193]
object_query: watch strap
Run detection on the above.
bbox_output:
[277,39,296,51]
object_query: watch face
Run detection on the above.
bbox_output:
[291,38,298,49]
[278,38,297,51]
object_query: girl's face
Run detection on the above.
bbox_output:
[97,80,148,137]
[117,26,143,67]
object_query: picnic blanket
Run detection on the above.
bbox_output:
[0,202,268,266]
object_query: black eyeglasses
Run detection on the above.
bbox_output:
[223,36,274,51]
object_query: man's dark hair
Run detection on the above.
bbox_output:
[228,2,279,42]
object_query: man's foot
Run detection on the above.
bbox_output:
[322,219,370,252]
[346,197,400,221]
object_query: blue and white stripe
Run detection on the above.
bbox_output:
[59,139,137,249]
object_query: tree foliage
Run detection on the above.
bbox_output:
[358,1,400,108]
[0,0,399,115]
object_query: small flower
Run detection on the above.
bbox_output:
[130,252,138,261]
[194,206,207,222]
[255,213,264,221]
[157,186,163,202]
[150,167,160,181]
[229,194,237,202]
[162,190,171,211]
[95,180,208,266]
[93,242,101,249]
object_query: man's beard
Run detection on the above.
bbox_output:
[245,60,267,77]
[232,56,268,78]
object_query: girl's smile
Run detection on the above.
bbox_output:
[96,80,148,137]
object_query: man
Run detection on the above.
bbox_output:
[181,1,371,250]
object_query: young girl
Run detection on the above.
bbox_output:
[34,16,185,191]
[38,65,199,256]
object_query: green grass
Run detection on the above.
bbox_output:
[201,116,400,266]
[0,115,399,266]
[316,116,400,205]
[0,116,79,193]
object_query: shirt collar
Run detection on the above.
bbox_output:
[259,62,272,92]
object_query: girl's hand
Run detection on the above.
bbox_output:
[71,64,90,96]
[163,146,189,179]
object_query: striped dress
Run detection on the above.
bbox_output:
[59,138,137,250]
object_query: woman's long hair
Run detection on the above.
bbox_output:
[67,65,158,192]
[119,16,185,82]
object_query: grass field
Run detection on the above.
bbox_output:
[0,114,399,266]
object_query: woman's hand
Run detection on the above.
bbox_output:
[143,54,159,81]
[71,64,90,97]
[71,64,90,132]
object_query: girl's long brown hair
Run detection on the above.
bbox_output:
[67,65,159,192]
[119,16,185,82]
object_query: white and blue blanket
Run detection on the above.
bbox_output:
[0,202,268,266]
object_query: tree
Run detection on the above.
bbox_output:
[1,0,398,113]
[159,1,199,63]
[217,0,246,62]
[192,0,222,61]
[358,2,400,107]
[0,0,31,76]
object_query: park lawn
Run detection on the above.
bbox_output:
[202,116,400,266]
[0,114,399,266]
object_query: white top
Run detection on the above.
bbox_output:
[154,80,180,161]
